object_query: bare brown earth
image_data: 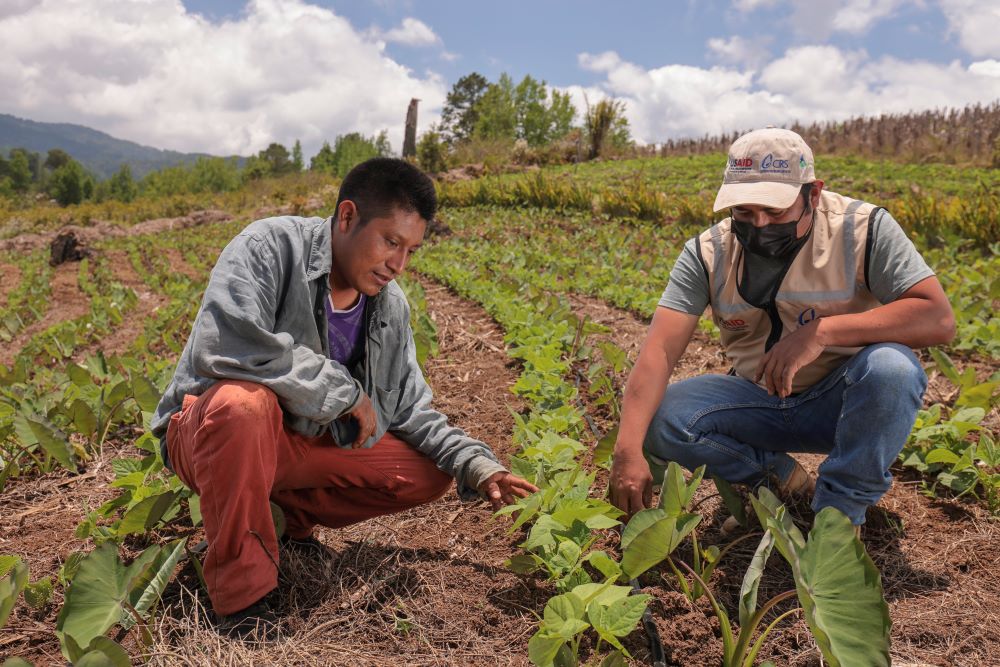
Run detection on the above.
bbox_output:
[0,261,21,308]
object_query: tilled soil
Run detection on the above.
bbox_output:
[2,258,999,666]
[0,260,91,368]
[0,261,21,308]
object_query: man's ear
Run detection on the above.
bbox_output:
[809,180,824,208]
[336,200,358,234]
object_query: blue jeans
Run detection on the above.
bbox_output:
[644,343,927,525]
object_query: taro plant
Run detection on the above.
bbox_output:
[677,487,891,667]
[76,430,196,544]
[55,539,187,662]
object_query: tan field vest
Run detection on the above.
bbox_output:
[697,190,883,394]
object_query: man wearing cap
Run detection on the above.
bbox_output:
[608,128,955,532]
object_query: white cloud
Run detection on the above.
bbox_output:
[707,35,771,68]
[378,17,440,46]
[732,0,781,12]
[830,0,908,33]
[968,59,1000,77]
[575,47,1000,144]
[939,0,1000,58]
[0,0,447,158]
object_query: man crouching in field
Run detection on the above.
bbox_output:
[610,128,955,535]
[151,157,536,640]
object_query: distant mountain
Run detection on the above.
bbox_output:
[0,113,240,180]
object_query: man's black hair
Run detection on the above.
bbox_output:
[335,157,437,226]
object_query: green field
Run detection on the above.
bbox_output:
[1,153,998,666]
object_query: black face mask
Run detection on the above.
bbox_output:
[731,207,811,259]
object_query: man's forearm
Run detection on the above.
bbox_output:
[614,352,673,458]
[815,295,955,350]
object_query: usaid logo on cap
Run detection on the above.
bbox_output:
[728,156,753,171]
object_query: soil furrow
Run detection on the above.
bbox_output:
[0,261,90,367]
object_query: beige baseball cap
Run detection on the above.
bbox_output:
[712,127,816,212]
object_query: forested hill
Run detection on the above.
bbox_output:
[0,113,228,179]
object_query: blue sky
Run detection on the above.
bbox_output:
[2,0,998,158]
[181,1,968,86]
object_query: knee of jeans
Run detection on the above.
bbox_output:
[856,344,927,393]
[207,380,282,423]
[643,399,691,459]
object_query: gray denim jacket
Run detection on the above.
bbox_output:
[151,215,507,499]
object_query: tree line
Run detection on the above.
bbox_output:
[0,130,396,208]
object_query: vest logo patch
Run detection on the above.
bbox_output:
[797,307,817,326]
[719,318,749,331]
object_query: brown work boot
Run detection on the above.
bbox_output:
[720,461,816,537]
[776,460,816,500]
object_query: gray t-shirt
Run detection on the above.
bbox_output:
[658,209,934,315]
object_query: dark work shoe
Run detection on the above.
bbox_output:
[218,597,282,643]
[279,533,331,558]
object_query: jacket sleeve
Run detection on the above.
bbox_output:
[189,233,362,423]
[388,306,507,500]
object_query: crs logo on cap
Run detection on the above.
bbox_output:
[797,307,817,326]
[760,153,790,173]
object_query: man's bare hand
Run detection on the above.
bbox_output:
[479,472,539,511]
[610,450,653,518]
[344,393,376,448]
[754,319,825,398]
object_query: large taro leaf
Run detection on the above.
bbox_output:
[738,529,776,629]
[129,373,161,413]
[659,462,704,516]
[25,418,77,472]
[121,538,187,629]
[117,490,180,536]
[749,487,804,563]
[790,507,891,667]
[620,508,700,580]
[1,559,29,628]
[62,635,131,667]
[55,540,184,657]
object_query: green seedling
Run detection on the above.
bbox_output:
[528,581,650,667]
[56,539,186,661]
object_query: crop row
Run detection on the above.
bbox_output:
[421,206,1000,511]
[413,235,894,665]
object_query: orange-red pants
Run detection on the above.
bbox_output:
[166,380,452,615]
